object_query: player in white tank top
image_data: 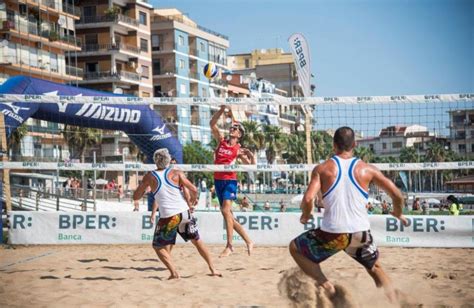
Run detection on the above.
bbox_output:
[289,127,408,304]
[133,149,221,279]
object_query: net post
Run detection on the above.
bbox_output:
[0,114,11,213]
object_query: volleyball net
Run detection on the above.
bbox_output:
[0,93,473,212]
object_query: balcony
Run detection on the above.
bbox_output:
[0,19,81,48]
[188,71,199,80]
[65,65,83,77]
[20,0,81,18]
[153,67,177,77]
[81,70,140,83]
[78,42,139,56]
[153,14,228,41]
[152,42,178,52]
[77,14,139,28]
[280,113,297,122]
[62,2,82,17]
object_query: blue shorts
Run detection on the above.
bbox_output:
[214,179,237,206]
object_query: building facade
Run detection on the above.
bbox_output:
[358,125,442,158]
[0,0,82,83]
[74,0,154,97]
[151,8,230,145]
[448,109,474,158]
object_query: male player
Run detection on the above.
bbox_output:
[210,105,255,257]
[133,148,221,279]
[290,126,408,302]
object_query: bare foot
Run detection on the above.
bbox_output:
[208,271,223,277]
[246,242,254,256]
[168,274,179,280]
[219,246,233,258]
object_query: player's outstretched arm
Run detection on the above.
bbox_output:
[370,165,408,226]
[210,105,227,141]
[238,148,256,165]
[300,166,321,224]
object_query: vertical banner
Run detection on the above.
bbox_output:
[288,33,312,97]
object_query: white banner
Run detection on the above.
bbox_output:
[0,93,472,105]
[1,161,473,172]
[8,212,474,248]
[288,33,312,98]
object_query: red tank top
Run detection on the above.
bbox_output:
[214,139,240,180]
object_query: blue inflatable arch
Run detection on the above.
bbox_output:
[0,76,183,163]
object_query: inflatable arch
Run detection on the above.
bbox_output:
[0,76,183,163]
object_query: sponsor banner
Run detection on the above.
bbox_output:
[288,33,312,98]
[0,93,472,106]
[1,162,473,172]
[8,212,474,247]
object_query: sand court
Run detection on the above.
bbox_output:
[0,245,472,307]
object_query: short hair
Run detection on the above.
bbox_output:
[333,126,355,151]
[153,148,171,169]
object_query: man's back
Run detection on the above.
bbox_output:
[318,155,370,233]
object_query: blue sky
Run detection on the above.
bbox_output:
[153,0,473,97]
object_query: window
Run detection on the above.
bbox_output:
[200,42,205,52]
[50,53,58,72]
[139,11,147,25]
[458,144,466,152]
[141,65,149,79]
[178,35,184,46]
[392,142,402,149]
[85,34,98,50]
[245,58,250,68]
[179,59,185,69]
[152,60,161,75]
[382,143,387,150]
[369,144,374,151]
[471,144,474,153]
[180,84,186,95]
[19,4,27,15]
[151,34,160,51]
[83,6,96,20]
[140,38,148,52]
[85,62,98,73]
[29,47,38,68]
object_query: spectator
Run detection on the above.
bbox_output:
[264,200,271,211]
[240,196,251,212]
[421,200,428,215]
[447,195,462,216]
[201,178,207,193]
[382,200,389,214]
[412,198,420,211]
[279,199,287,212]
[118,185,124,201]
[366,202,374,214]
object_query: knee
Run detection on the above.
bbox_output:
[289,240,298,256]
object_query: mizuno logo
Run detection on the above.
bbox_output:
[2,103,30,114]
[75,104,141,123]
[152,124,167,135]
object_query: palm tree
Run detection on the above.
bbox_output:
[241,121,265,154]
[311,131,333,162]
[354,146,375,163]
[62,125,102,163]
[262,125,286,164]
[128,141,146,163]
[8,123,29,160]
[400,146,422,192]
[183,141,214,184]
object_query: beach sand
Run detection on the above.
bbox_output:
[0,245,473,307]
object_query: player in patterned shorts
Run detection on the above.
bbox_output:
[290,127,408,302]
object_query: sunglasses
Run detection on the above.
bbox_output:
[230,126,240,131]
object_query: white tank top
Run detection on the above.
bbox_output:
[151,168,189,218]
[321,156,370,233]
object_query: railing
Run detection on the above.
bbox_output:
[152,42,178,52]
[83,70,140,82]
[78,14,139,27]
[189,71,199,79]
[80,42,139,54]
[153,67,178,76]
[62,2,81,17]
[153,14,229,40]
[65,65,83,77]
[280,113,297,122]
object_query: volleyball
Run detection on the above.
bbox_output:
[203,62,218,79]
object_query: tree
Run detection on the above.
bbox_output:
[62,125,102,162]
[282,132,306,164]
[240,121,265,154]
[183,141,214,185]
[354,146,375,163]
[311,131,333,162]
[262,125,286,164]
[8,123,29,160]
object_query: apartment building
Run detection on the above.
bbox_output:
[151,8,230,145]
[74,0,153,96]
[0,0,82,83]
[448,109,474,158]
[229,48,307,133]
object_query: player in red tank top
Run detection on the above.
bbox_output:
[210,105,255,257]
